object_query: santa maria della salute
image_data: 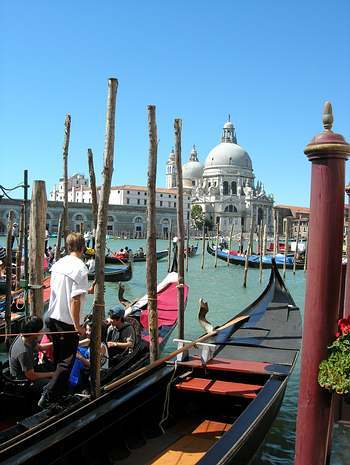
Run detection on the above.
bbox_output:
[0,117,275,238]
[166,117,274,235]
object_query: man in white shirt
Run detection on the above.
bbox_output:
[38,232,95,408]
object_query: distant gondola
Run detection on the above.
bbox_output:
[184,245,198,258]
[0,261,300,465]
[105,249,168,264]
[0,264,189,464]
[207,243,305,269]
[87,263,133,282]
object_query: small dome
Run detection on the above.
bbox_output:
[183,160,204,179]
[204,142,252,170]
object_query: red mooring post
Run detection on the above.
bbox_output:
[295,102,350,465]
[343,184,350,318]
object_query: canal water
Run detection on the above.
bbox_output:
[2,237,349,463]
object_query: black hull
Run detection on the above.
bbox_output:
[207,244,304,270]
[87,264,132,282]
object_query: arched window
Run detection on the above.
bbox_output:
[223,181,229,195]
[258,208,264,225]
[134,216,143,223]
[231,181,237,195]
[108,216,114,222]
[46,213,51,220]
[75,214,84,221]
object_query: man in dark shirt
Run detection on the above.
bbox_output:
[106,305,135,361]
[9,316,53,390]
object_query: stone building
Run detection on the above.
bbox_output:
[167,118,275,234]
[0,199,177,239]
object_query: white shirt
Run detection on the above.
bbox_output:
[47,255,89,325]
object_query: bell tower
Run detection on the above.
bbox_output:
[166,148,177,188]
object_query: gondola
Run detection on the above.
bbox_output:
[105,249,168,264]
[0,260,299,465]
[207,243,305,270]
[184,245,198,258]
[0,265,189,464]
[87,262,133,282]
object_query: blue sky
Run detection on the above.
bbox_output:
[1,1,349,207]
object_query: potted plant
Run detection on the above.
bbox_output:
[318,317,350,397]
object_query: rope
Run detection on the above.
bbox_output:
[159,361,178,434]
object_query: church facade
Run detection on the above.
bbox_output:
[167,118,274,234]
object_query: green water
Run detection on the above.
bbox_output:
[1,237,349,464]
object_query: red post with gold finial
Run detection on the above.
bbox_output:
[343,183,350,318]
[295,102,350,465]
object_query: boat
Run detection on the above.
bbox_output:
[105,249,168,264]
[184,245,198,258]
[207,243,305,269]
[0,261,300,465]
[0,265,189,464]
[87,263,133,282]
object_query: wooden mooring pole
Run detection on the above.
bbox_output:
[90,78,118,398]
[283,217,289,278]
[293,216,301,275]
[227,223,234,266]
[55,212,64,261]
[214,223,219,268]
[146,104,159,362]
[243,219,254,287]
[62,114,71,248]
[88,148,98,232]
[259,222,264,283]
[186,221,190,272]
[343,184,350,317]
[200,223,206,270]
[295,102,350,465]
[175,118,185,341]
[29,181,47,317]
[167,219,172,272]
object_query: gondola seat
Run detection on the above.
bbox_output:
[176,376,262,399]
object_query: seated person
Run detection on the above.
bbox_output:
[137,247,144,258]
[9,316,53,393]
[106,305,135,362]
[69,319,108,390]
[86,257,96,273]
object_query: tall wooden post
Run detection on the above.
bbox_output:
[185,221,190,272]
[15,206,24,290]
[55,212,64,261]
[200,223,206,270]
[293,216,301,275]
[283,218,289,278]
[273,213,277,257]
[227,223,234,266]
[146,105,159,361]
[62,114,71,246]
[239,229,244,254]
[259,222,264,283]
[214,223,219,268]
[175,118,185,341]
[343,184,350,317]
[29,181,47,317]
[90,78,118,398]
[295,102,350,465]
[88,148,98,231]
[167,219,172,272]
[5,211,14,341]
[243,219,254,287]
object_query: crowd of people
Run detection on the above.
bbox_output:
[6,232,137,409]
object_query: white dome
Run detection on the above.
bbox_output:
[182,160,204,179]
[204,142,252,170]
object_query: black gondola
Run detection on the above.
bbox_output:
[87,262,133,282]
[105,249,168,265]
[207,243,305,270]
[0,268,189,465]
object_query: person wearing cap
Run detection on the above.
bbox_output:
[38,232,96,409]
[106,305,135,361]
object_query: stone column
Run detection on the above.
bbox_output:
[295,102,350,465]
